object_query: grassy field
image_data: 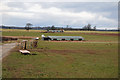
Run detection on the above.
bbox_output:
[2,29,118,41]
[2,29,118,78]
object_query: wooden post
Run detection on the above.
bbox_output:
[21,40,28,50]
[29,40,33,49]
[30,41,33,49]
[24,41,27,49]
[33,40,38,48]
[21,42,23,49]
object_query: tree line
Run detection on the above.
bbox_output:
[1,23,97,31]
[24,23,97,31]
[82,24,96,31]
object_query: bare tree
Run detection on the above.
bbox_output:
[66,25,69,28]
[93,26,96,31]
[87,24,91,31]
[83,25,87,30]
[82,24,91,31]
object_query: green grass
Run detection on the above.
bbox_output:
[2,29,118,42]
[2,29,118,78]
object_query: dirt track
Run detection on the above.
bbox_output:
[0,43,16,60]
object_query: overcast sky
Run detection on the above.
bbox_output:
[0,1,119,29]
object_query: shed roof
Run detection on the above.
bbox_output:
[47,36,84,39]
[49,30,62,31]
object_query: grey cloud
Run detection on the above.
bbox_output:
[1,2,118,29]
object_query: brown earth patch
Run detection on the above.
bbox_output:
[3,36,37,39]
[65,56,75,64]
[67,32,119,36]
[30,49,98,55]
[83,33,119,36]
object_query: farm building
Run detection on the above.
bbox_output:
[41,35,84,41]
[47,30,64,33]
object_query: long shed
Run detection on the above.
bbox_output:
[42,35,84,41]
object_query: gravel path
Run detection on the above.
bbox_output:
[0,43,16,60]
